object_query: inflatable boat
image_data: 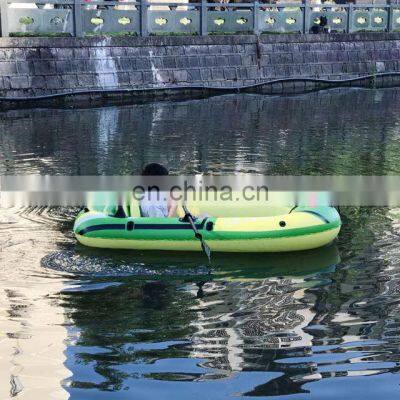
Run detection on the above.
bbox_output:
[73,204,341,253]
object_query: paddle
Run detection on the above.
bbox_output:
[182,205,211,264]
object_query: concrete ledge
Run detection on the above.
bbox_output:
[0,32,400,48]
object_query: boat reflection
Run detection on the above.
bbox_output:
[56,243,340,395]
[71,242,340,280]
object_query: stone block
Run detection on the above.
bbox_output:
[0,49,12,61]
[2,76,11,90]
[247,66,260,79]
[262,66,274,78]
[16,61,33,75]
[300,64,311,76]
[98,73,118,87]
[125,47,142,57]
[204,55,217,66]
[237,67,248,79]
[77,74,96,87]
[292,52,303,64]
[219,45,234,54]
[288,65,301,76]
[54,48,74,60]
[197,46,211,55]
[8,49,24,61]
[55,60,73,74]
[216,55,229,67]
[110,47,126,57]
[188,57,200,68]
[61,74,78,88]
[10,76,30,89]
[142,71,154,84]
[260,43,273,52]
[156,70,171,84]
[280,53,293,63]
[168,57,182,69]
[118,58,134,71]
[46,75,62,89]
[228,54,242,66]
[268,54,281,66]
[172,69,188,82]
[73,48,90,59]
[200,69,212,80]
[224,68,237,80]
[259,55,270,66]
[39,48,55,59]
[242,55,255,66]
[332,63,342,74]
[348,51,359,62]
[0,62,17,75]
[117,72,130,85]
[211,68,224,80]
[70,59,87,73]
[303,52,315,63]
[187,69,201,82]
[129,71,144,85]
[136,58,152,70]
[33,60,56,75]
[183,46,198,56]
[206,45,222,55]
[376,61,385,73]
[89,47,110,58]
[336,52,348,62]
[164,46,185,56]
[31,75,46,88]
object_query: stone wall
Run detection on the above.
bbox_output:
[0,32,400,100]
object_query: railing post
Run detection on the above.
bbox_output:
[347,3,353,33]
[253,0,260,36]
[200,0,207,36]
[388,3,394,32]
[73,0,83,37]
[253,1,260,35]
[140,0,148,37]
[0,0,9,37]
[303,0,310,34]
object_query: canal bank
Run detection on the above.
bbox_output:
[0,32,400,108]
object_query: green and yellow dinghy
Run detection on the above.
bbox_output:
[73,205,341,253]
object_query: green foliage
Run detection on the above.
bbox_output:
[85,31,138,37]
[10,32,71,37]
[149,32,197,36]
[19,16,34,25]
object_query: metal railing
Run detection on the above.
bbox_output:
[1,0,400,37]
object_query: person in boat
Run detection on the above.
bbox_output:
[139,163,177,218]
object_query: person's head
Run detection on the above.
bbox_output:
[320,15,328,27]
[141,163,169,176]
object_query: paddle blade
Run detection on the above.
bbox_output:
[201,240,212,264]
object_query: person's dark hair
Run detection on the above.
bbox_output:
[141,163,169,176]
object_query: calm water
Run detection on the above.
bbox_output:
[1,88,400,399]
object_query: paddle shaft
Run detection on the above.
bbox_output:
[182,205,211,263]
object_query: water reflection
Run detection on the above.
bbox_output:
[39,206,399,399]
[0,207,72,399]
[2,88,400,398]
[2,88,400,175]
